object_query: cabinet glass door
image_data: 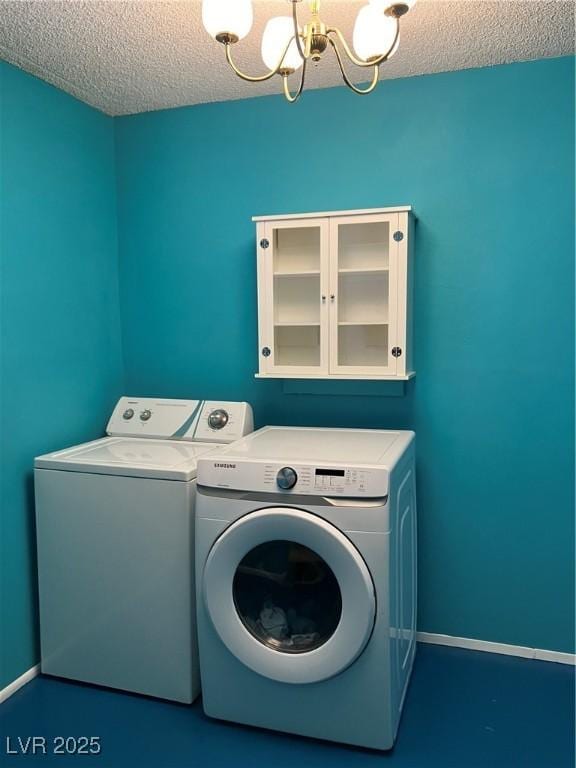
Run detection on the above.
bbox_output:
[329,215,398,375]
[261,220,329,375]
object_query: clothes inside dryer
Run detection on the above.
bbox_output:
[233,540,342,653]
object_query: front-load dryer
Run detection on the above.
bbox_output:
[195,426,416,750]
[35,397,253,703]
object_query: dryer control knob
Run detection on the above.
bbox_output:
[140,409,152,421]
[122,408,134,420]
[277,467,298,490]
[208,409,229,430]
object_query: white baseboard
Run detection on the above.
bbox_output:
[0,665,40,705]
[417,632,575,665]
[0,634,573,705]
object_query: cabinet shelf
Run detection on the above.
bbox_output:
[337,321,388,326]
[274,322,321,327]
[274,270,321,277]
[338,268,389,276]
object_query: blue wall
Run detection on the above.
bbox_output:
[0,56,573,691]
[116,56,575,653]
[0,62,124,687]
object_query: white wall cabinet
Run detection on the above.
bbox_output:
[254,207,414,381]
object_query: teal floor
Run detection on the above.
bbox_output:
[1,644,574,767]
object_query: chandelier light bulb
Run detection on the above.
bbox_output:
[202,0,253,41]
[261,17,303,72]
[353,4,399,62]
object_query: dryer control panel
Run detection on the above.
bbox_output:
[267,464,376,496]
[198,459,388,498]
[107,398,254,443]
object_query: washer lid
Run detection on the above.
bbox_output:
[35,437,223,481]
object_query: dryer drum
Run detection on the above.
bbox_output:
[233,540,343,654]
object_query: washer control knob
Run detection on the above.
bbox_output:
[208,409,229,430]
[277,467,298,490]
[140,409,152,421]
[122,408,134,420]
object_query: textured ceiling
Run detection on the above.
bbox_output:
[0,1,573,116]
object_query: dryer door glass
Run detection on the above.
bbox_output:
[233,541,342,654]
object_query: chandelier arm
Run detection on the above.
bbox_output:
[326,18,400,69]
[329,38,379,95]
[224,38,296,83]
[282,59,308,103]
[291,0,308,61]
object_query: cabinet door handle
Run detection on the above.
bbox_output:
[321,295,326,303]
[330,294,335,302]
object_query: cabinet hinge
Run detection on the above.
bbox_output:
[260,238,270,249]
[391,347,402,358]
[393,231,404,242]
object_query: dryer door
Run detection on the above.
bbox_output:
[203,507,376,684]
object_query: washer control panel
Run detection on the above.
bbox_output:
[107,398,253,443]
[195,402,253,444]
[208,409,229,430]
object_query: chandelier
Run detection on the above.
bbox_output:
[202,0,418,103]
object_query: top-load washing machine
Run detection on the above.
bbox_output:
[35,397,253,703]
[195,426,416,750]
